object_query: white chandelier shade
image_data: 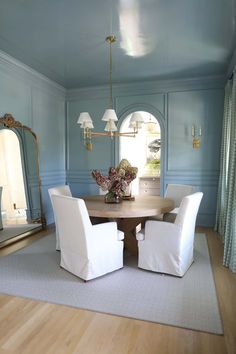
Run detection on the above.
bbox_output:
[104,120,118,132]
[102,109,118,122]
[77,112,94,129]
[128,112,144,129]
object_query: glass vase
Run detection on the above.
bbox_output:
[104,192,121,204]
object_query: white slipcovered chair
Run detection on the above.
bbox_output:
[51,194,124,281]
[48,185,72,250]
[163,184,196,222]
[136,192,203,277]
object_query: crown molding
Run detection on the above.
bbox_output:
[66,75,225,101]
[0,48,225,101]
[0,49,66,97]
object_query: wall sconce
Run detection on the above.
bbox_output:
[191,126,202,149]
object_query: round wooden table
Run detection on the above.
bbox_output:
[83,195,174,255]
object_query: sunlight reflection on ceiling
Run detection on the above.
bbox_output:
[118,0,155,57]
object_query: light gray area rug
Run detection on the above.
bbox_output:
[0,233,223,334]
[0,224,40,243]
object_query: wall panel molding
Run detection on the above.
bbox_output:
[0,47,224,227]
[40,170,66,186]
[67,170,107,183]
[66,75,225,101]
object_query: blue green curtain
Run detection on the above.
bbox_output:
[215,70,236,272]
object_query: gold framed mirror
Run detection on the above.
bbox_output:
[0,113,45,247]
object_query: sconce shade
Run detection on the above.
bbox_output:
[77,112,93,124]
[102,109,118,122]
[104,120,118,132]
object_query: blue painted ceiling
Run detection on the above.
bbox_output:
[0,0,235,88]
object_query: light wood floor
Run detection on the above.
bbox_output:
[0,227,235,354]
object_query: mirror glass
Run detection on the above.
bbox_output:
[0,113,44,247]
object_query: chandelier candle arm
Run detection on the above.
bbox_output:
[90,131,137,138]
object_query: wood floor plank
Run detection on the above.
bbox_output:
[0,226,235,354]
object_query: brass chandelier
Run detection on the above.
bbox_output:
[77,35,144,151]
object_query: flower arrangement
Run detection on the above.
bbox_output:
[91,159,138,202]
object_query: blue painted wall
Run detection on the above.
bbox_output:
[0,49,225,227]
[0,51,66,225]
[66,77,224,226]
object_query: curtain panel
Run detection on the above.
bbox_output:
[215,71,236,272]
